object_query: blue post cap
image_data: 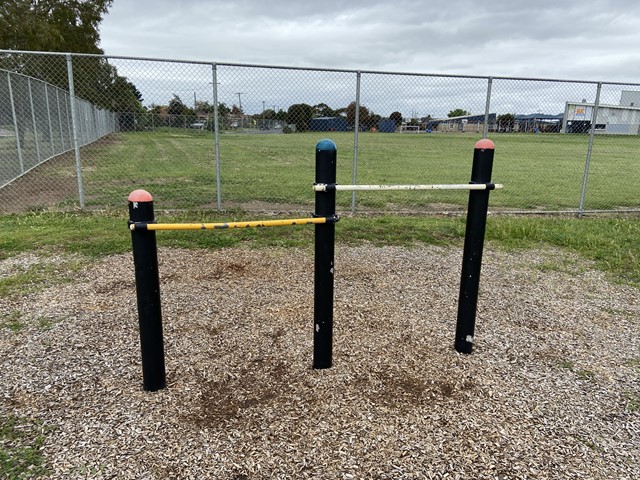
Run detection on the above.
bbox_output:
[316,139,337,151]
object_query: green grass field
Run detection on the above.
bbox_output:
[0,210,639,286]
[6,130,636,213]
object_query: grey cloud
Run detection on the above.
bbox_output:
[100,0,640,82]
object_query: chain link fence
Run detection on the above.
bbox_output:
[0,60,117,206]
[1,49,639,215]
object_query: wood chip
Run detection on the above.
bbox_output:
[1,245,638,478]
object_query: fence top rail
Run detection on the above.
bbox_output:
[0,67,72,94]
[0,67,114,111]
[2,49,639,86]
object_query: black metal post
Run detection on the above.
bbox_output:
[455,139,495,354]
[128,189,166,391]
[313,139,337,369]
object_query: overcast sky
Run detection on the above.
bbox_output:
[100,0,640,81]
[98,1,640,116]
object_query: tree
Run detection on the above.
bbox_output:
[497,113,515,132]
[167,95,195,127]
[0,1,143,121]
[367,113,382,130]
[345,102,370,128]
[168,95,190,116]
[287,103,314,131]
[230,104,243,116]
[448,109,470,118]
[389,111,403,126]
[195,101,214,114]
[217,102,231,118]
[313,103,337,118]
[260,108,276,120]
[0,0,113,53]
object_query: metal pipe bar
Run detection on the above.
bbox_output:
[483,77,493,138]
[313,183,503,192]
[7,72,24,173]
[130,216,338,231]
[212,63,222,210]
[351,71,361,213]
[578,82,602,216]
[66,54,84,207]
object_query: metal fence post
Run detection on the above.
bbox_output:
[82,102,89,145]
[212,63,222,210]
[27,79,41,164]
[351,71,361,213]
[7,72,24,174]
[55,88,65,151]
[44,84,55,155]
[578,82,602,216]
[455,139,496,354]
[314,139,337,369]
[483,77,493,138]
[66,54,85,207]
[65,93,72,147]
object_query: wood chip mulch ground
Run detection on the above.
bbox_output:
[1,245,639,479]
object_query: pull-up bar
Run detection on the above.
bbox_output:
[129,215,338,231]
[313,183,503,192]
[129,137,500,392]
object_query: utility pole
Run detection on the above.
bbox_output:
[236,92,243,128]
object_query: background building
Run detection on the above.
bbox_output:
[562,90,640,134]
[425,113,496,133]
[309,116,348,132]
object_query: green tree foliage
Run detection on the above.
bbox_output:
[497,113,515,132]
[0,0,112,53]
[287,103,314,131]
[168,95,191,116]
[167,95,195,127]
[345,102,370,128]
[230,104,244,117]
[260,108,276,120]
[313,103,337,118]
[217,102,231,118]
[367,113,382,130]
[390,111,403,126]
[195,101,214,114]
[448,109,470,117]
[0,1,142,115]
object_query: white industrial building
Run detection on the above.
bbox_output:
[562,90,640,134]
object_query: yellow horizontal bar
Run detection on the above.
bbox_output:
[130,216,328,231]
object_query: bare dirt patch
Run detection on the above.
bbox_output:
[0,135,123,213]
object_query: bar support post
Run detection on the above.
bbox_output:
[313,139,337,369]
[128,189,166,391]
[455,139,496,354]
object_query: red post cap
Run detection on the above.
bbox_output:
[474,139,495,150]
[128,189,153,202]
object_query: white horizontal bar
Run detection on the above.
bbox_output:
[313,183,503,192]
